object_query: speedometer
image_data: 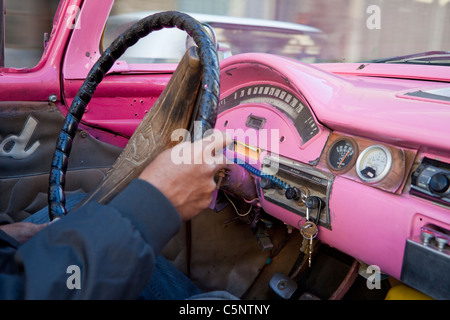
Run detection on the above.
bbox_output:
[356,145,392,183]
[218,85,319,144]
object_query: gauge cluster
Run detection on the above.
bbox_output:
[321,133,415,193]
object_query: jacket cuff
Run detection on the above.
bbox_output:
[108,179,182,255]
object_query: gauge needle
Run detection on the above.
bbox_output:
[338,150,351,168]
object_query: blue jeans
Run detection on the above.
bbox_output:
[26,194,235,300]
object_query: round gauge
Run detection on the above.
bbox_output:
[327,138,358,172]
[356,145,393,183]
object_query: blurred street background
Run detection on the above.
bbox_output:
[3,0,450,67]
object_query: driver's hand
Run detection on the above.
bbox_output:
[139,130,231,221]
[0,222,48,243]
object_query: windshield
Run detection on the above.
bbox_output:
[2,0,449,68]
[104,0,450,65]
[103,20,327,63]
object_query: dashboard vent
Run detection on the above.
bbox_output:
[400,87,450,103]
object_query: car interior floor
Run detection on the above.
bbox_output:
[162,197,393,300]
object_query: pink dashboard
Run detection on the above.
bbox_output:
[214,53,450,299]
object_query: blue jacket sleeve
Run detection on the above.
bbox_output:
[1,179,182,300]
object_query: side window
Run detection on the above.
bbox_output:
[3,0,59,68]
[102,0,189,64]
[102,20,188,64]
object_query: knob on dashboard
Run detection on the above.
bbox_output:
[285,187,300,201]
[429,173,450,194]
[260,177,274,189]
[305,196,321,209]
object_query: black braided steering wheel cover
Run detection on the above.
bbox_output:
[48,11,220,220]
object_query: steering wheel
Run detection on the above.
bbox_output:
[48,12,220,221]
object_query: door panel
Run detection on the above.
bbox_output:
[0,101,122,222]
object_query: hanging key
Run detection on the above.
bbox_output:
[300,234,309,254]
[308,232,315,267]
[300,221,318,267]
[300,221,318,239]
[300,196,323,267]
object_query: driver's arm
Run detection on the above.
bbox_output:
[0,131,230,299]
